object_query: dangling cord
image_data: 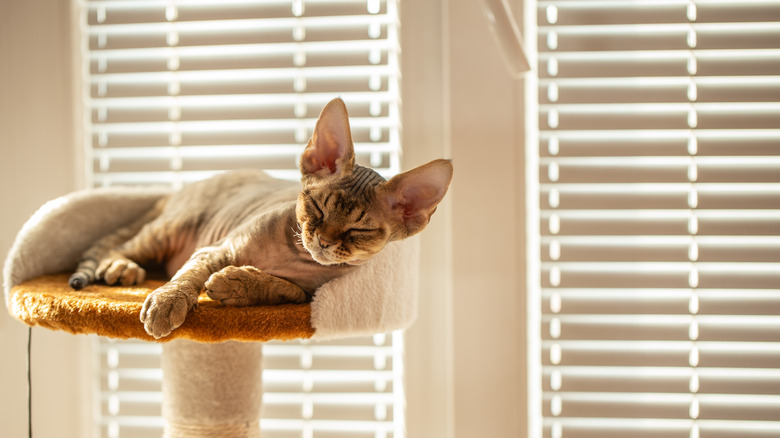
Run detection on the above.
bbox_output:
[27,326,33,438]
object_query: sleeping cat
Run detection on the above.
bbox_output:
[69,98,453,339]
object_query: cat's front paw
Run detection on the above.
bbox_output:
[205,266,256,306]
[205,266,308,306]
[139,283,197,339]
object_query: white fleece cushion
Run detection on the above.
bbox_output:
[310,236,419,339]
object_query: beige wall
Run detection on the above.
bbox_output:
[0,1,88,437]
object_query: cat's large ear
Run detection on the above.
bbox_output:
[382,159,454,238]
[300,98,356,181]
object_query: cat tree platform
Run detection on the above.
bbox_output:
[4,187,419,437]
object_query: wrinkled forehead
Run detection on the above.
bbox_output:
[339,164,386,202]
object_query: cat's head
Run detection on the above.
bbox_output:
[296,98,453,266]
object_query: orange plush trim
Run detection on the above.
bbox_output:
[9,274,315,343]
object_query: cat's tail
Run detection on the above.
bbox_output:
[69,198,167,290]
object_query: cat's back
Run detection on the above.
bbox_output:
[183,169,294,199]
[161,169,300,238]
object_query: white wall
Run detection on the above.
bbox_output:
[0,1,88,437]
[403,1,527,437]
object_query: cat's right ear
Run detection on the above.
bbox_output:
[300,98,356,181]
[382,159,454,238]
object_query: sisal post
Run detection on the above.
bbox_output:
[161,340,263,438]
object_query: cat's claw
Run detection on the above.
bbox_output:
[140,283,197,339]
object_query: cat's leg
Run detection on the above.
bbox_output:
[94,215,170,287]
[140,245,232,339]
[70,200,166,289]
[204,266,309,306]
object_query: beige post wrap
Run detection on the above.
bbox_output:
[162,340,263,438]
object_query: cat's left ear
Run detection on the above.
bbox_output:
[382,159,454,238]
[300,98,356,181]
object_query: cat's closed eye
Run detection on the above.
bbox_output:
[347,228,380,237]
[304,195,324,220]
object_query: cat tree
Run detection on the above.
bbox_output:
[4,186,419,437]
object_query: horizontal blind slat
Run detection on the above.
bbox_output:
[89,14,395,34]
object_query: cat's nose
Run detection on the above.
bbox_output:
[317,234,335,248]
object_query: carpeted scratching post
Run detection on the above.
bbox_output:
[162,340,263,438]
[4,187,420,436]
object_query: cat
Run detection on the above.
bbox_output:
[69,98,453,339]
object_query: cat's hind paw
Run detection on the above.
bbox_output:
[96,256,146,286]
[140,283,197,339]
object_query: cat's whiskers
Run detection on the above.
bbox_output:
[291,226,305,247]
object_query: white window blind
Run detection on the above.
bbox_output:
[533,1,780,438]
[83,0,401,187]
[79,1,404,437]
